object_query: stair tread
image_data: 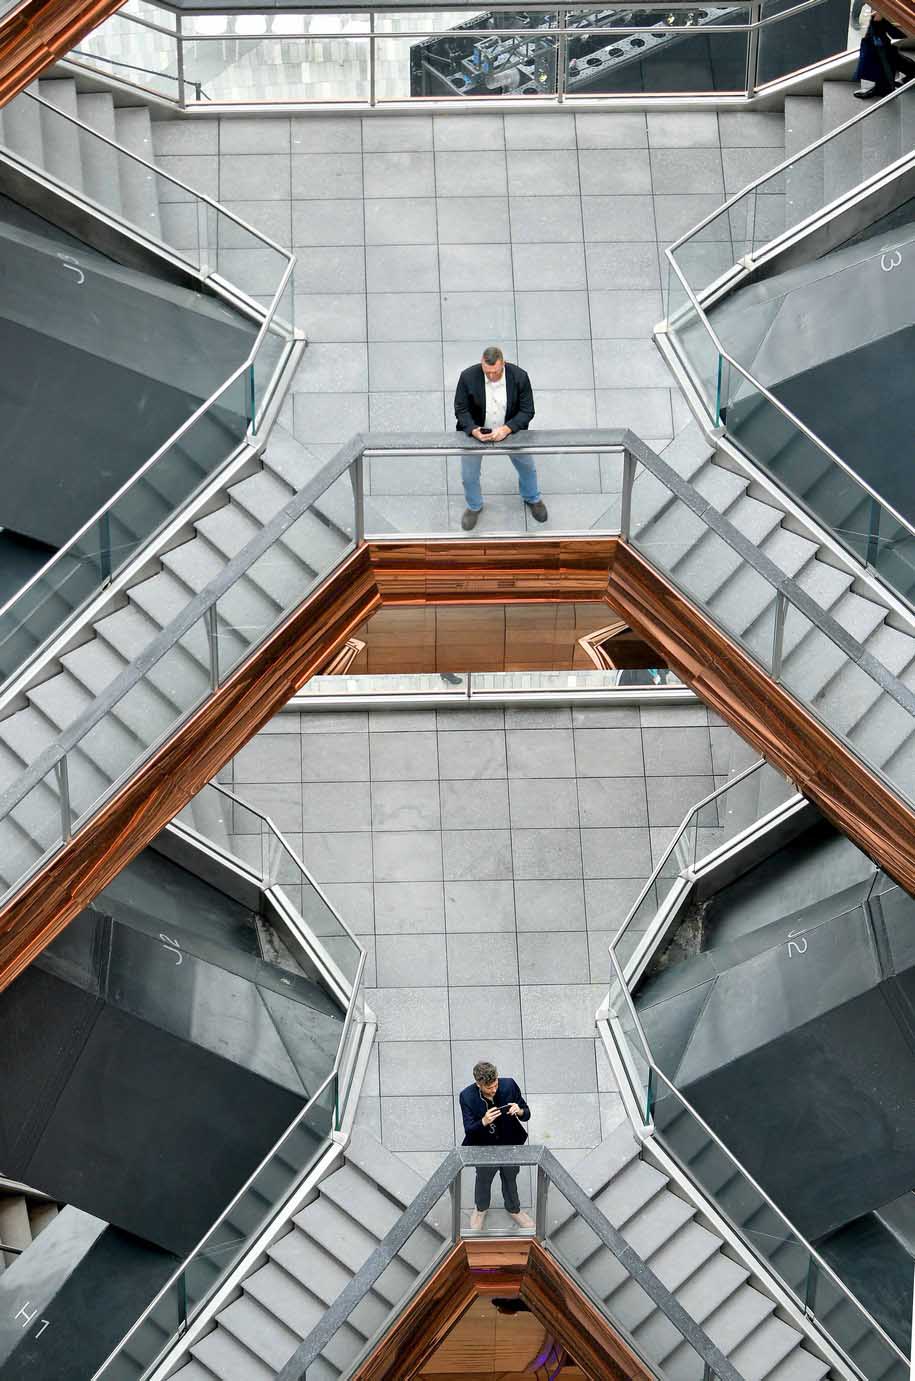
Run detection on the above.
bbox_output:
[219,1295,301,1372]
[289,1202,415,1304]
[191,1326,275,1381]
[729,1311,808,1381]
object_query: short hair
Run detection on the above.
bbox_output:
[481,346,504,365]
[473,1060,498,1085]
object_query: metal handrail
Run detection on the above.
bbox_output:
[92,782,367,1381]
[0,90,297,687]
[606,956,908,1374]
[275,1143,744,1381]
[663,79,915,562]
[69,46,209,98]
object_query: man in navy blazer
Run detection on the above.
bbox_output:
[453,346,549,531]
[459,1059,534,1230]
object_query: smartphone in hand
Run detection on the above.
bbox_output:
[478,427,492,435]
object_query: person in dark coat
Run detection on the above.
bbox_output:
[453,345,548,530]
[854,9,915,97]
[459,1058,534,1230]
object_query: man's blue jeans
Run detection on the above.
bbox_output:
[461,452,542,512]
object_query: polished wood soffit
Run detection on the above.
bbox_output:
[0,0,126,104]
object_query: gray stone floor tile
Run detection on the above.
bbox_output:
[440,291,516,342]
[300,710,368,734]
[646,775,716,827]
[439,243,513,293]
[364,151,434,198]
[229,783,303,834]
[373,830,443,882]
[718,111,785,147]
[593,338,671,390]
[588,288,664,340]
[520,984,607,1038]
[433,113,505,151]
[291,116,362,153]
[234,733,301,782]
[320,882,375,936]
[575,112,648,148]
[711,726,759,776]
[512,243,587,291]
[518,932,590,985]
[444,880,516,932]
[515,340,594,391]
[362,115,433,152]
[507,149,581,197]
[370,729,438,780]
[505,706,571,729]
[512,827,582,880]
[443,830,513,881]
[509,196,583,244]
[368,292,442,342]
[580,827,653,879]
[291,153,363,199]
[653,193,729,242]
[586,242,660,291]
[302,781,371,832]
[452,1040,523,1087]
[587,930,614,983]
[524,1037,597,1092]
[293,246,366,294]
[447,931,519,985]
[375,880,445,934]
[574,727,644,777]
[640,706,706,729]
[642,726,713,775]
[380,1041,452,1095]
[219,153,291,202]
[578,777,649,828]
[527,1092,601,1149]
[504,112,576,149]
[514,878,585,932]
[508,778,579,828]
[435,150,507,197]
[436,198,510,244]
[157,156,219,202]
[301,731,370,782]
[368,455,446,495]
[371,780,442,831]
[722,146,785,195]
[153,121,220,156]
[647,111,720,148]
[376,934,447,987]
[397,1150,450,1179]
[369,394,446,433]
[366,244,439,293]
[302,830,373,882]
[595,1039,619,1093]
[363,1042,380,1098]
[651,148,724,195]
[368,986,450,1040]
[578,149,652,196]
[596,387,672,437]
[506,728,575,778]
[437,708,505,731]
[368,342,442,393]
[449,985,521,1040]
[437,729,507,780]
[292,342,368,393]
[571,705,640,727]
[222,200,291,248]
[354,1095,382,1140]
[292,199,363,246]
[600,1091,629,1138]
[581,195,656,243]
[368,494,450,529]
[515,291,591,340]
[364,197,437,245]
[296,294,367,343]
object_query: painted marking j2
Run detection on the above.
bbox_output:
[159,933,183,966]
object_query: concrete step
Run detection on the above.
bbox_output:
[219,1295,302,1374]
[821,82,864,205]
[635,1250,751,1363]
[730,1311,811,1381]
[860,91,903,170]
[112,105,162,239]
[0,83,44,166]
[290,1199,416,1306]
[318,1164,444,1274]
[783,97,823,224]
[764,1347,832,1381]
[190,1325,275,1381]
[75,91,122,216]
[36,79,83,193]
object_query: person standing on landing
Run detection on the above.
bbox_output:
[459,1059,535,1231]
[453,346,549,531]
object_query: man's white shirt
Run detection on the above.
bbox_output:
[483,371,507,430]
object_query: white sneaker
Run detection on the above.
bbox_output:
[469,1209,487,1231]
[509,1210,535,1229]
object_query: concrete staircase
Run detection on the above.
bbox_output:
[0,1179,60,1271]
[170,1128,448,1381]
[548,1121,834,1381]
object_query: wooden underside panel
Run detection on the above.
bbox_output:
[368,538,617,604]
[607,543,915,892]
[0,0,126,104]
[352,1245,478,1381]
[0,548,378,990]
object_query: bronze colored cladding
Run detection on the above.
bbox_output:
[0,0,127,105]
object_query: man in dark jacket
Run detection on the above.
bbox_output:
[453,346,548,531]
[459,1059,534,1230]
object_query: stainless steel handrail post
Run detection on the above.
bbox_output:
[619,449,637,541]
[369,13,376,108]
[56,757,72,842]
[556,9,566,102]
[449,1177,462,1242]
[771,589,787,680]
[745,0,762,98]
[205,605,220,692]
[176,11,186,108]
[535,1163,550,1237]
[353,456,365,545]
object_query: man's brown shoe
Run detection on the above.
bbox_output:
[469,1209,487,1230]
[526,500,548,523]
[462,508,482,531]
[509,1210,535,1229]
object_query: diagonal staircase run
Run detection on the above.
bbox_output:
[0,1179,60,1270]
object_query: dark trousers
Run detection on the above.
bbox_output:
[474,1165,521,1213]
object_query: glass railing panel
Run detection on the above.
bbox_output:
[649,1071,812,1302]
[693,763,793,859]
[0,766,64,900]
[72,12,182,102]
[390,13,559,101]
[544,1180,706,1380]
[305,1182,451,1377]
[251,275,294,428]
[609,953,652,1122]
[298,875,362,986]
[757,0,852,85]
[182,33,371,103]
[458,1159,535,1236]
[565,15,749,97]
[809,1260,911,1381]
[665,270,726,420]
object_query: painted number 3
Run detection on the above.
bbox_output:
[880,249,903,272]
